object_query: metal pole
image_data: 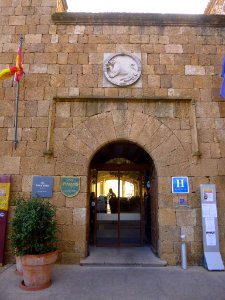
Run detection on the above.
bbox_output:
[13,36,23,150]
[181,234,187,270]
[13,81,20,150]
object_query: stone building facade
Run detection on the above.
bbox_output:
[205,0,225,14]
[0,0,225,265]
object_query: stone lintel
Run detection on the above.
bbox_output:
[53,96,192,103]
[52,12,225,27]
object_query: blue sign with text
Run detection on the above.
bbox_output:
[32,176,53,198]
[172,177,189,194]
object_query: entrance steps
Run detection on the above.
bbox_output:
[80,246,167,267]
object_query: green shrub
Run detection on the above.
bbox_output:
[10,197,58,256]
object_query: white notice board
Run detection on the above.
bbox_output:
[200,184,224,271]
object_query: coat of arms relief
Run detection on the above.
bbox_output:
[103,53,142,87]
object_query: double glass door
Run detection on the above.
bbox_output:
[91,169,143,246]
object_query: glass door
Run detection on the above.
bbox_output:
[119,171,142,246]
[95,169,143,246]
[96,171,119,245]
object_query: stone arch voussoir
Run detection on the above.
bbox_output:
[62,111,190,176]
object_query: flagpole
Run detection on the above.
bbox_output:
[13,36,23,150]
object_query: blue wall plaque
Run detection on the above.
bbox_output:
[32,176,53,198]
[172,176,189,194]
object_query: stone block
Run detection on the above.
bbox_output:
[59,66,71,75]
[21,175,32,192]
[66,193,87,209]
[153,44,165,54]
[51,34,58,43]
[185,65,205,75]
[194,76,212,89]
[58,53,68,64]
[62,225,77,241]
[174,54,191,65]
[31,117,49,128]
[147,75,160,88]
[56,102,71,118]
[158,241,174,254]
[60,252,81,264]
[48,64,59,74]
[10,175,22,193]
[147,54,160,65]
[22,128,37,141]
[74,226,86,243]
[73,208,87,226]
[0,157,20,174]
[56,208,73,225]
[50,192,66,207]
[191,158,218,176]
[210,176,225,193]
[74,25,85,34]
[166,65,184,75]
[160,54,174,65]
[159,225,180,242]
[26,141,46,156]
[159,208,176,226]
[196,102,219,118]
[7,128,22,141]
[160,253,179,265]
[30,64,48,73]
[158,177,172,194]
[20,157,55,175]
[180,226,194,241]
[25,33,42,43]
[78,74,98,88]
[2,43,19,52]
[89,53,103,64]
[50,74,65,87]
[218,158,225,175]
[25,87,44,101]
[176,209,196,226]
[9,16,25,25]
[34,53,57,64]
[130,35,149,43]
[165,44,183,53]
[172,75,193,88]
[155,101,174,118]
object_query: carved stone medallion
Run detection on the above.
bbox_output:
[103,53,142,87]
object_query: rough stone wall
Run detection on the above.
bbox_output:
[0,0,225,265]
[205,0,225,15]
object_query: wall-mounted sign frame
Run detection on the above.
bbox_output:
[0,175,10,266]
[61,177,80,197]
[172,176,189,194]
[200,184,224,271]
[32,176,53,198]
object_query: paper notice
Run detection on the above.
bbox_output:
[205,217,215,232]
[206,232,216,246]
[203,189,213,202]
[209,204,217,218]
[202,204,210,217]
[202,204,217,218]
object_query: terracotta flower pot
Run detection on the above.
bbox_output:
[15,256,23,275]
[20,250,58,291]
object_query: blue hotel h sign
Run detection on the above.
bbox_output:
[172,177,189,194]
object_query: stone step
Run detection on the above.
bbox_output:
[80,247,167,267]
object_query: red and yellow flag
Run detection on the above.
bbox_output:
[0,45,23,81]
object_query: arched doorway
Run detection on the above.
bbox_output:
[89,141,158,253]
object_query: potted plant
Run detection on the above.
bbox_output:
[10,197,58,291]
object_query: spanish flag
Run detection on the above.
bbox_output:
[0,45,23,81]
